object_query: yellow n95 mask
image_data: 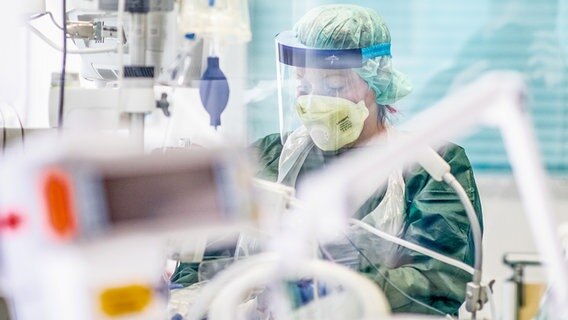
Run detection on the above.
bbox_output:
[296,95,369,151]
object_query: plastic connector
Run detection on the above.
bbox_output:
[416,146,450,182]
[156,93,170,117]
[465,281,489,316]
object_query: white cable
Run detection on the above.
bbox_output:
[442,172,483,283]
[161,111,175,152]
[207,258,391,320]
[291,194,474,274]
[416,145,483,280]
[185,253,280,320]
[349,219,475,275]
[27,24,118,54]
[416,145,451,182]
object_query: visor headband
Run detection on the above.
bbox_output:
[276,31,391,69]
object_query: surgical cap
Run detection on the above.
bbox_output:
[293,4,412,105]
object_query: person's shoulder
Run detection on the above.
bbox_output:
[250,133,284,165]
[436,142,473,169]
[250,133,283,181]
[251,133,283,153]
[437,142,466,157]
[403,141,473,186]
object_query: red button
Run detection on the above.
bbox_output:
[0,212,22,231]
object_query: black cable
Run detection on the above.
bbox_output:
[0,105,26,153]
[58,3,68,130]
[29,12,48,20]
[8,104,25,146]
[18,114,24,146]
[29,12,64,30]
[46,11,65,30]
[0,108,6,153]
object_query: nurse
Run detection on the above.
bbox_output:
[252,4,483,315]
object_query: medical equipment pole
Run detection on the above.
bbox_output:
[126,12,147,150]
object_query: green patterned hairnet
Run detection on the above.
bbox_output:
[293,4,412,105]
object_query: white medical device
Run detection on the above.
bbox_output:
[0,142,254,320]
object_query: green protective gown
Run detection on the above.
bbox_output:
[251,133,483,316]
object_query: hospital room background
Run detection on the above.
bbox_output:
[1,0,568,319]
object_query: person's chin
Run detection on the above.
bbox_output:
[318,144,353,156]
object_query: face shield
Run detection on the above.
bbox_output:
[275,31,392,151]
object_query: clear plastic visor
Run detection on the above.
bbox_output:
[275,31,389,150]
[277,63,370,136]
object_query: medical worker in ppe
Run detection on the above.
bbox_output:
[252,4,483,316]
